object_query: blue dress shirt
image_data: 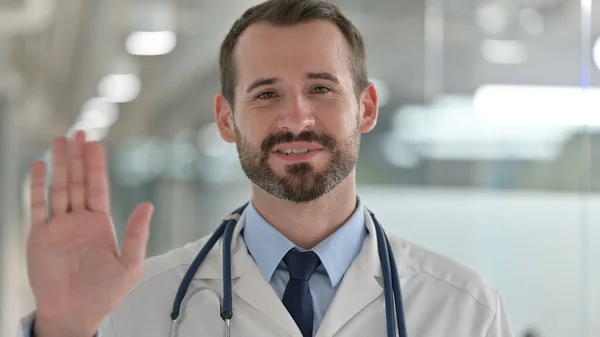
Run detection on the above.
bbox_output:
[243,199,367,336]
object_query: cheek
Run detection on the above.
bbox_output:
[317,110,358,139]
[238,120,271,149]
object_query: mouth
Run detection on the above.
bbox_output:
[271,148,325,163]
[269,141,327,162]
[272,141,325,154]
[274,148,320,156]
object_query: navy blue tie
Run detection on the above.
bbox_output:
[282,250,322,337]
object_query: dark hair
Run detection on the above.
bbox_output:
[218,0,369,106]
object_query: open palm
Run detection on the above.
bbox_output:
[27,131,154,337]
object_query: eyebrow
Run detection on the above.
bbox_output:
[306,72,340,84]
[245,72,340,94]
[246,78,280,94]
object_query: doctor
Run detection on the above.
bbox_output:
[21,0,513,336]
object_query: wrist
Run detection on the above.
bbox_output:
[34,313,97,337]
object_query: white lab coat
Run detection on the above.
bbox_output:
[20,206,513,337]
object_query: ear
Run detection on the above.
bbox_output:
[214,93,236,143]
[358,82,379,133]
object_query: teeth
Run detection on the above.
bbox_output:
[280,149,310,155]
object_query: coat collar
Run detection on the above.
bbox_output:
[357,206,420,279]
[243,199,367,287]
[188,204,421,337]
[314,207,420,337]
[189,204,421,281]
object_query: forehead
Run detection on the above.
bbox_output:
[233,20,351,86]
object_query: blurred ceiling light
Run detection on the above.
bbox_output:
[80,97,119,128]
[390,97,572,161]
[519,8,544,36]
[126,31,177,56]
[67,120,110,141]
[476,3,508,35]
[480,39,528,64]
[593,37,600,71]
[98,73,141,103]
[370,78,390,107]
[473,85,600,127]
[126,1,176,55]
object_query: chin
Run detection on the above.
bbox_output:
[273,158,328,170]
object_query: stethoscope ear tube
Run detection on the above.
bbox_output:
[220,205,247,337]
[384,226,408,337]
[170,205,408,337]
[171,221,228,320]
[372,211,407,337]
[373,212,397,337]
[221,214,238,320]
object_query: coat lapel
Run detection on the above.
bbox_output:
[188,204,420,337]
[316,207,420,337]
[216,208,301,337]
[315,254,383,337]
[233,256,301,336]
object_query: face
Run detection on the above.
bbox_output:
[215,20,378,203]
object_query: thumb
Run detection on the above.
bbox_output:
[120,202,154,272]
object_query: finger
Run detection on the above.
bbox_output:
[50,137,69,215]
[84,142,110,213]
[68,131,87,211]
[29,161,47,226]
[120,203,154,272]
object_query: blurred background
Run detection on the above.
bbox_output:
[1,0,599,336]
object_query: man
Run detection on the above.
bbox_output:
[21,0,513,336]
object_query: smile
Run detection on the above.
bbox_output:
[276,148,313,155]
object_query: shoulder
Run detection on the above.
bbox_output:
[388,233,499,314]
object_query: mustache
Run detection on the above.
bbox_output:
[260,130,336,153]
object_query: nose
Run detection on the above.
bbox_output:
[275,93,316,134]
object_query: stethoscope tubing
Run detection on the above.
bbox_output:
[170,204,407,337]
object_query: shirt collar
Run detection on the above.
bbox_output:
[243,198,367,287]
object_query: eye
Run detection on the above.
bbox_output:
[312,86,331,94]
[257,91,277,100]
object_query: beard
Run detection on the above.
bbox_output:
[234,120,361,203]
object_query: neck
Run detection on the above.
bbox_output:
[250,172,358,250]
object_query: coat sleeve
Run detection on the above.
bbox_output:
[17,311,116,337]
[485,291,514,337]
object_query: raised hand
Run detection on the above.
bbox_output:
[27,131,154,337]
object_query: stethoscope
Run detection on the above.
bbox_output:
[168,203,408,337]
